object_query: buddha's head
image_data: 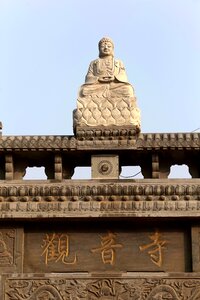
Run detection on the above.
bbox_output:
[98,37,114,58]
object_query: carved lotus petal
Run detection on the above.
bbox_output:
[87,99,98,109]
[77,99,84,109]
[92,96,101,106]
[108,115,116,125]
[101,99,113,110]
[121,107,130,119]
[119,99,129,109]
[102,107,112,119]
[99,116,108,125]
[111,107,121,119]
[88,116,97,125]
[92,108,101,120]
[117,116,126,125]
[76,109,82,119]
[82,108,92,120]
[130,108,141,123]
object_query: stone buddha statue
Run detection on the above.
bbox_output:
[74,37,141,132]
[80,37,134,99]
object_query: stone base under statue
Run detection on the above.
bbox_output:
[73,94,141,138]
[74,124,140,139]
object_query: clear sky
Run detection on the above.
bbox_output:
[0,0,200,178]
[1,0,200,136]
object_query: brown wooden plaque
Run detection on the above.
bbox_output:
[24,224,189,273]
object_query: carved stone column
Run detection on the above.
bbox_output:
[5,154,13,180]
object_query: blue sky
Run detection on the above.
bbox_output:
[0,0,200,178]
[1,0,200,136]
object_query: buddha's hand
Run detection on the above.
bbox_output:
[98,76,114,82]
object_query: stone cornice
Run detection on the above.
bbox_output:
[0,133,200,151]
[0,180,200,219]
[0,135,76,151]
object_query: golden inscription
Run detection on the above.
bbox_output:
[91,231,122,265]
[139,231,167,267]
[41,233,77,265]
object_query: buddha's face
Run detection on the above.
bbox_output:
[99,41,114,57]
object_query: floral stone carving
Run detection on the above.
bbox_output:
[5,277,200,300]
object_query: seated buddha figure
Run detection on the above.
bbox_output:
[79,37,134,99]
[75,37,141,130]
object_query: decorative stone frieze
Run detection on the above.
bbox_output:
[4,275,200,300]
[0,181,200,218]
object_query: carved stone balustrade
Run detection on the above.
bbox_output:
[0,133,200,180]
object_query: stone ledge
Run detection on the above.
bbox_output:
[0,180,200,199]
[0,135,76,150]
[75,125,140,139]
[0,132,199,150]
[0,180,200,218]
[1,200,200,219]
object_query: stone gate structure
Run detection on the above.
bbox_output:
[1,38,200,299]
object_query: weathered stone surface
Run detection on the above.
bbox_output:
[191,226,200,272]
[91,155,119,179]
[74,98,140,127]
[0,135,76,150]
[1,200,200,219]
[0,133,199,150]
[0,228,23,273]
[0,180,200,218]
[4,274,200,299]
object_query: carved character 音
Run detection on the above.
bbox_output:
[91,231,122,265]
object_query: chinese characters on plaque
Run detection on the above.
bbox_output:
[91,232,122,265]
[41,233,77,265]
[40,230,167,268]
[139,231,167,267]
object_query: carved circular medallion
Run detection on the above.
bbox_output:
[98,160,113,175]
